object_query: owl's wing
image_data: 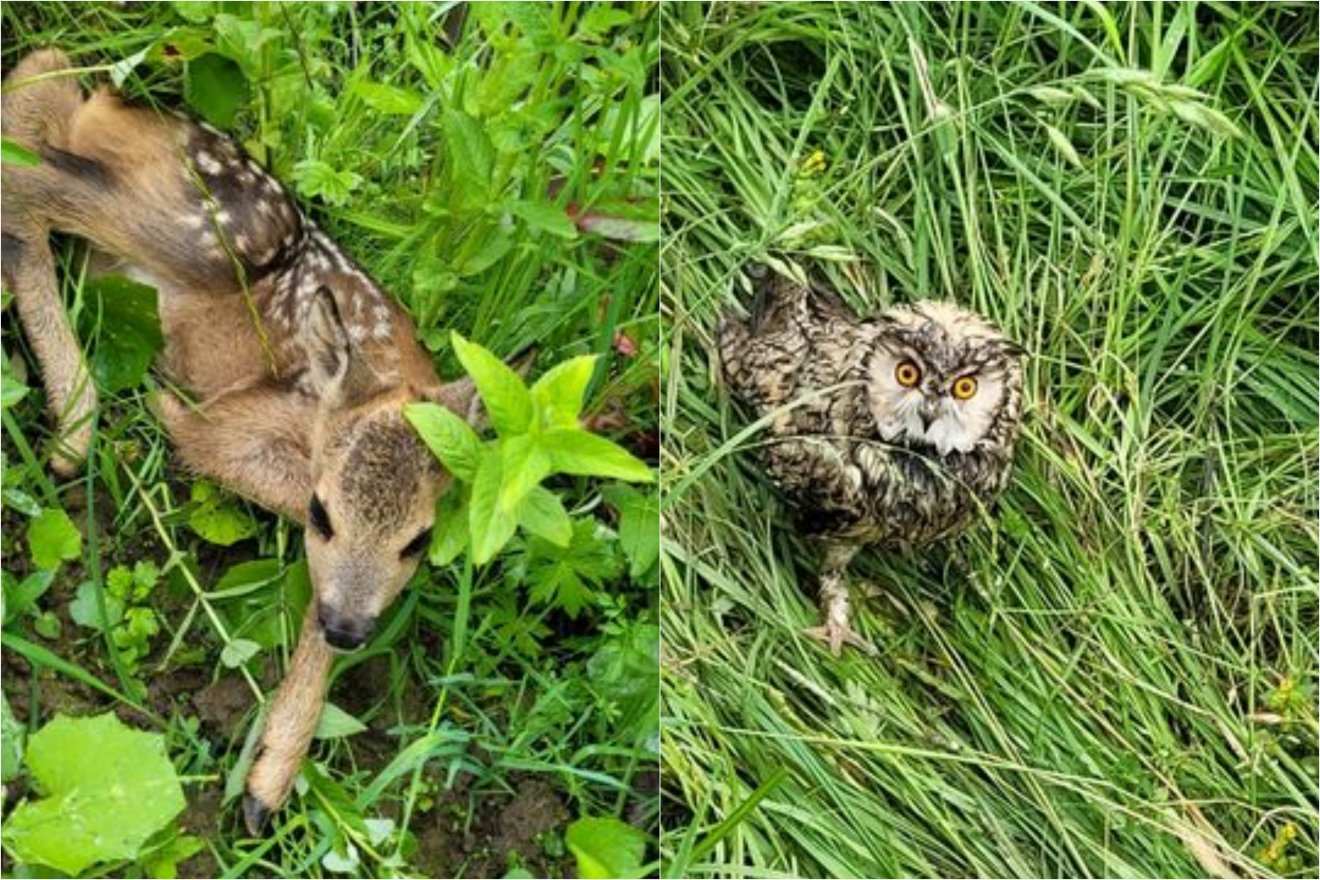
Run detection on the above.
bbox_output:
[762,435,873,536]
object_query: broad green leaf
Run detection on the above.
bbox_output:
[302,760,369,837]
[540,429,653,483]
[1,693,23,783]
[468,447,518,565]
[69,581,125,632]
[315,702,368,740]
[441,109,493,208]
[429,490,470,567]
[28,508,81,571]
[220,638,261,668]
[1,136,39,167]
[499,434,552,512]
[605,486,660,581]
[531,355,599,429]
[171,2,217,24]
[566,816,649,880]
[80,275,165,393]
[404,402,481,480]
[4,713,186,875]
[517,486,572,547]
[185,53,248,129]
[351,80,424,116]
[188,481,258,546]
[451,333,532,437]
[292,159,363,207]
[504,200,578,239]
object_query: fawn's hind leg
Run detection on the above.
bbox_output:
[2,50,99,474]
[1,230,99,475]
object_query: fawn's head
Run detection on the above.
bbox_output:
[299,287,477,650]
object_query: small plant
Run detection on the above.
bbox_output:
[69,560,162,674]
[405,334,653,568]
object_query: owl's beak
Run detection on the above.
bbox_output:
[918,400,938,431]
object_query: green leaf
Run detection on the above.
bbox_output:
[468,447,518,565]
[1,692,23,783]
[566,816,649,880]
[441,109,494,208]
[220,638,261,668]
[142,834,205,880]
[315,702,368,740]
[4,713,186,875]
[531,355,599,429]
[404,402,481,480]
[451,333,533,437]
[69,581,125,632]
[28,508,81,571]
[77,274,165,394]
[5,570,56,623]
[188,481,258,546]
[517,486,572,547]
[32,610,62,640]
[350,80,424,116]
[1,371,30,410]
[504,200,578,239]
[1,136,39,167]
[499,434,552,512]
[184,53,248,130]
[292,159,364,207]
[605,486,660,581]
[429,490,470,567]
[110,48,149,89]
[540,429,653,483]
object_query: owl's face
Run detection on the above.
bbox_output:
[865,301,1023,456]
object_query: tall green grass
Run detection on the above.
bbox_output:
[659,3,1317,877]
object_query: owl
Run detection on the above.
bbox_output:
[719,267,1025,654]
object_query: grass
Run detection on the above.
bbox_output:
[2,3,658,878]
[658,2,1318,878]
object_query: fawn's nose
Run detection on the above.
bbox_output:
[317,605,375,651]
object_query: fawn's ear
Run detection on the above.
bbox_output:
[426,377,484,426]
[304,287,378,405]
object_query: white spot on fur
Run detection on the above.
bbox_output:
[372,321,392,340]
[348,324,367,343]
[195,151,221,174]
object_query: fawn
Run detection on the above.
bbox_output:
[2,49,487,833]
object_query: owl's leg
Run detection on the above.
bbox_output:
[804,543,878,657]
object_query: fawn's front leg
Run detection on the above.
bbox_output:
[242,603,335,833]
[156,384,313,522]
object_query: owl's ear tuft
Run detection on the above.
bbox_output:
[997,338,1027,359]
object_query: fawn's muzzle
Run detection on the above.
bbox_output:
[318,605,376,651]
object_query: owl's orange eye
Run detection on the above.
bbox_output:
[894,360,921,388]
[952,375,978,400]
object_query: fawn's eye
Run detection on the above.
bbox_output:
[309,495,334,540]
[401,527,432,559]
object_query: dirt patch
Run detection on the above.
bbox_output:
[191,674,257,740]
[413,775,572,878]
[176,784,224,879]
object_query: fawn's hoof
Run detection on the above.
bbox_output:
[242,793,272,836]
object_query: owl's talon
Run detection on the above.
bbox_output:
[803,623,879,657]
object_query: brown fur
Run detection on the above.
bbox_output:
[2,50,483,832]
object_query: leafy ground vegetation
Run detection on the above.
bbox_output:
[1,3,659,878]
[660,2,1317,877]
